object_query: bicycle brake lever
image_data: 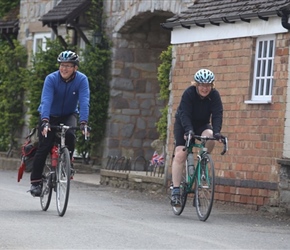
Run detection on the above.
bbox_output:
[221,137,228,155]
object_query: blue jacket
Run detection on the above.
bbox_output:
[38,71,90,123]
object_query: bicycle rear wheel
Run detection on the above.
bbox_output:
[195,153,215,221]
[56,147,71,216]
[40,155,53,211]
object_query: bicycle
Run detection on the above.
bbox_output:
[170,133,228,221]
[40,123,89,216]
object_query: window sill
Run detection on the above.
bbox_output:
[244,100,272,104]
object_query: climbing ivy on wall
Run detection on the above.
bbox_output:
[156,45,172,140]
[0,40,27,152]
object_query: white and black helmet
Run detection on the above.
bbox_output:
[194,69,215,84]
[57,50,79,66]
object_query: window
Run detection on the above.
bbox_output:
[33,32,51,54]
[247,35,275,104]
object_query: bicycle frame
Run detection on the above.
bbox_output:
[184,139,208,194]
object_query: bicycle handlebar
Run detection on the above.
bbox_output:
[45,124,91,140]
[185,134,228,155]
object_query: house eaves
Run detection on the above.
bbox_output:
[0,20,19,34]
[39,0,91,27]
[161,0,290,29]
[39,0,92,47]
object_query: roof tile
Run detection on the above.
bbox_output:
[163,0,290,28]
[40,0,91,25]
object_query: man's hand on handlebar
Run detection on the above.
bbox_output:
[41,119,51,137]
[214,133,224,143]
[184,130,194,141]
[80,122,91,139]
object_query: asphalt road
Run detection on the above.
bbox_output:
[1,170,290,250]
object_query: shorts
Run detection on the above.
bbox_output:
[173,118,212,147]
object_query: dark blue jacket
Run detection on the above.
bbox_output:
[38,71,90,123]
[175,85,223,134]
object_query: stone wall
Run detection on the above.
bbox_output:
[100,169,165,194]
[277,159,290,215]
[100,0,192,167]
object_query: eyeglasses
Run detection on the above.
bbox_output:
[59,64,75,69]
[197,83,212,88]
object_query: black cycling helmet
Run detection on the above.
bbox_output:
[194,69,215,84]
[57,50,79,66]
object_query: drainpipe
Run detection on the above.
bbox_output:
[281,11,290,30]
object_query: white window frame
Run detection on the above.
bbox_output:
[245,35,275,104]
[33,32,52,54]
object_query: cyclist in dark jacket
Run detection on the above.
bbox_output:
[171,68,223,206]
[30,50,90,197]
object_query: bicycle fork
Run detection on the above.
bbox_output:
[197,154,210,188]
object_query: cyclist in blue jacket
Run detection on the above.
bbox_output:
[171,68,223,206]
[30,50,90,197]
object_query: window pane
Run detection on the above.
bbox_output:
[269,40,274,57]
[36,39,42,53]
[255,80,260,95]
[260,79,264,95]
[266,79,271,95]
[263,41,268,57]
[257,60,261,77]
[258,41,263,58]
[267,60,272,76]
[261,60,266,77]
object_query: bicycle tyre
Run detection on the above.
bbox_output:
[171,182,188,215]
[195,153,215,221]
[40,155,53,211]
[56,147,71,216]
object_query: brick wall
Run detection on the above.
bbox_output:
[168,33,289,209]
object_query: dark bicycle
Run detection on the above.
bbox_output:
[170,133,228,221]
[40,124,89,216]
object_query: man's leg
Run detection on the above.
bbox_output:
[202,129,215,153]
[62,114,77,176]
[172,146,187,187]
[171,146,187,205]
[30,120,54,197]
[62,114,77,159]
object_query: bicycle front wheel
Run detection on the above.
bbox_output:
[171,181,188,215]
[40,155,53,211]
[195,153,215,221]
[56,147,71,216]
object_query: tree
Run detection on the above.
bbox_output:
[0,40,27,154]
[0,0,19,18]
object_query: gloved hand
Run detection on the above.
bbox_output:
[184,130,194,140]
[41,119,50,136]
[80,122,91,137]
[80,122,90,131]
[214,133,223,141]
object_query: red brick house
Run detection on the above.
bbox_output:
[162,0,290,212]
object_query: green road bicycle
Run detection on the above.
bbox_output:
[40,124,89,216]
[170,133,228,221]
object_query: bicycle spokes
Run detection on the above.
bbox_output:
[195,154,215,221]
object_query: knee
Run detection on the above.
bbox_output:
[173,151,186,165]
